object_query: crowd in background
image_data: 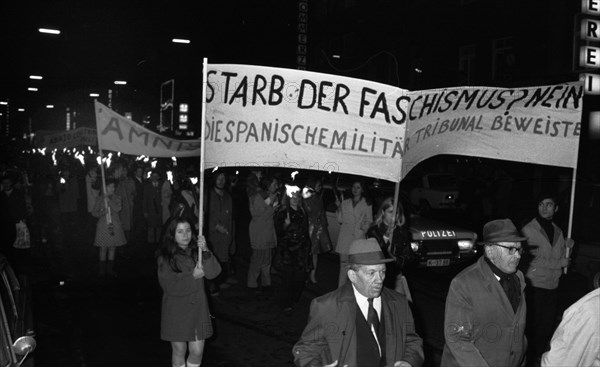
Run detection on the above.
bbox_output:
[0,146,597,366]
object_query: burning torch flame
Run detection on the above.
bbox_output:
[75,153,85,166]
[285,184,301,198]
[302,187,315,199]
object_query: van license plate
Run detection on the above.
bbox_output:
[427,259,450,267]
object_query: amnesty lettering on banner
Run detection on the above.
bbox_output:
[205,64,409,182]
[35,127,97,149]
[94,101,201,157]
[401,82,583,176]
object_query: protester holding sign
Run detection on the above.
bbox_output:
[91,179,126,277]
[522,193,575,366]
[335,179,372,287]
[157,219,218,367]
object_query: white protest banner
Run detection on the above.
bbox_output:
[205,64,409,182]
[35,127,97,149]
[402,82,583,177]
[94,101,201,157]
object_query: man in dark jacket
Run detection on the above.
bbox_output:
[142,170,162,246]
[293,238,423,367]
[0,175,28,263]
[442,218,528,367]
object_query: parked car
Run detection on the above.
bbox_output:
[0,254,35,367]
[407,173,460,213]
[322,182,479,268]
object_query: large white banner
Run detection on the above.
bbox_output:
[35,127,97,149]
[94,101,201,157]
[93,65,583,182]
[402,82,583,177]
[205,64,409,182]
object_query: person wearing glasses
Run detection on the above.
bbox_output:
[521,193,574,366]
[442,219,528,367]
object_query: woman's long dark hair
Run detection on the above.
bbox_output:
[157,217,198,273]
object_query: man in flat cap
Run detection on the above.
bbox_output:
[442,218,528,367]
[293,238,423,367]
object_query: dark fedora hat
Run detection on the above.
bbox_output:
[479,218,527,244]
[348,238,394,265]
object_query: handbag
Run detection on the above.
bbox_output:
[13,220,31,249]
[201,250,222,280]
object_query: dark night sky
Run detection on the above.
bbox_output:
[0,0,297,128]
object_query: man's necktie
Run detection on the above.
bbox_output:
[367,298,379,333]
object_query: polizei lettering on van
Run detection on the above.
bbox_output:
[421,230,456,238]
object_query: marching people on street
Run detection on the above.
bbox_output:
[521,192,574,366]
[293,237,424,367]
[91,179,127,277]
[366,196,416,295]
[442,218,527,367]
[335,179,372,287]
[157,217,220,367]
[113,164,136,242]
[205,170,236,295]
[57,168,80,237]
[541,288,600,367]
[0,175,29,272]
[274,186,312,315]
[143,170,163,247]
[161,171,173,224]
[85,165,100,232]
[246,173,279,293]
[131,165,146,241]
[303,176,332,285]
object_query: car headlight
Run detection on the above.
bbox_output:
[410,241,420,252]
[458,240,474,251]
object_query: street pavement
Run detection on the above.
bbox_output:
[28,223,342,367]
[25,216,591,367]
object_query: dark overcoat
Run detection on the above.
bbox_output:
[158,248,214,341]
[293,281,424,367]
[441,256,527,367]
[142,180,162,228]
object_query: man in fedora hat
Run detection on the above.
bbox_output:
[293,238,423,367]
[442,218,528,367]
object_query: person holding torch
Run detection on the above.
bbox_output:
[521,192,575,366]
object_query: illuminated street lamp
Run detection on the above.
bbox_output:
[172,38,191,44]
[90,93,100,98]
[114,80,127,85]
[38,28,61,35]
[46,105,54,109]
[0,101,7,105]
[27,87,38,92]
[18,108,25,112]
[29,75,43,80]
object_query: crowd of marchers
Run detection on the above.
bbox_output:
[0,149,598,367]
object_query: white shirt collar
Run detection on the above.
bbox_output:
[351,283,382,354]
[351,284,381,321]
